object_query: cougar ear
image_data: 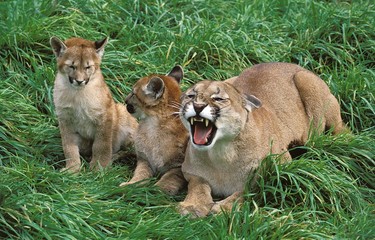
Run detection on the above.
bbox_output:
[167,65,184,83]
[50,36,67,58]
[95,37,108,58]
[144,76,165,100]
[243,94,262,112]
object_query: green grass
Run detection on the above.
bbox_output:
[0,0,374,239]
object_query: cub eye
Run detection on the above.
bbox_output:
[69,65,76,70]
[85,66,92,70]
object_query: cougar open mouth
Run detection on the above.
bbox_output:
[189,117,217,146]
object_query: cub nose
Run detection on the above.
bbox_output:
[68,76,74,84]
[193,102,207,115]
[76,80,84,85]
[126,104,135,114]
[125,92,134,104]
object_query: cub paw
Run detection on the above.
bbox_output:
[178,202,213,218]
[210,203,224,215]
[119,179,150,187]
[155,181,180,195]
[210,196,243,215]
[119,181,136,187]
[157,184,180,195]
[60,165,80,174]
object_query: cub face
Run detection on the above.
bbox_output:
[125,66,183,120]
[50,37,108,88]
[180,81,261,150]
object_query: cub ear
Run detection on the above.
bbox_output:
[50,36,66,58]
[167,65,184,83]
[95,37,108,58]
[144,76,165,100]
[243,94,262,112]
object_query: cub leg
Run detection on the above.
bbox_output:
[155,168,187,195]
[210,191,244,215]
[178,175,214,218]
[59,121,81,173]
[90,125,113,170]
[119,158,153,186]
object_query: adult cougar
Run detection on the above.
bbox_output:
[178,62,346,217]
[50,36,138,172]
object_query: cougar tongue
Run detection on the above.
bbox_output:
[193,121,213,145]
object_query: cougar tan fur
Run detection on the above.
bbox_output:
[119,66,188,195]
[178,62,346,217]
[50,36,138,172]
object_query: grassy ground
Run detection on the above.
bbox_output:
[0,0,374,239]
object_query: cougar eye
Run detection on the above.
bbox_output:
[183,93,195,99]
[212,96,225,102]
[69,65,76,70]
[85,66,92,70]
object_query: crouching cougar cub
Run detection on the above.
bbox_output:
[119,66,188,195]
[178,62,346,217]
[50,36,138,172]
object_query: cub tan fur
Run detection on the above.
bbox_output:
[178,62,346,217]
[50,36,138,172]
[119,66,188,195]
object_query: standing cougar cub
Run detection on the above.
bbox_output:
[178,62,346,217]
[50,36,138,172]
[119,66,188,195]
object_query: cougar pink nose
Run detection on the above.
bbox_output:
[193,102,207,115]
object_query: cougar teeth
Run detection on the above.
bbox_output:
[190,117,210,126]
